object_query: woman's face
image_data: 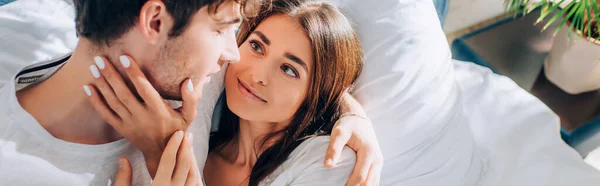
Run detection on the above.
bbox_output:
[225,14,313,124]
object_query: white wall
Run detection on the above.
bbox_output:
[443,0,506,34]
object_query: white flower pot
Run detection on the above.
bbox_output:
[544,23,600,94]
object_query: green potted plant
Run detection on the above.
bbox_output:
[505,0,600,94]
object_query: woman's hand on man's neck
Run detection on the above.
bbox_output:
[16,40,124,144]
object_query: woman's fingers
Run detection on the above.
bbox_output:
[114,157,133,186]
[89,64,131,118]
[155,130,185,181]
[84,85,122,127]
[185,146,201,186]
[172,132,194,186]
[93,56,143,112]
[118,55,163,109]
[179,79,200,125]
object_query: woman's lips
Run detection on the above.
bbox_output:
[237,79,267,103]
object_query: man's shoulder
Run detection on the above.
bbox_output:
[194,64,227,128]
[0,84,14,115]
[199,64,227,107]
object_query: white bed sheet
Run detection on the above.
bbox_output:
[454,60,600,185]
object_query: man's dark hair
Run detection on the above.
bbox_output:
[74,0,251,46]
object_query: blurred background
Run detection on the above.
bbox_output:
[441,0,600,169]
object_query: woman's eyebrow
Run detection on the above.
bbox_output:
[252,31,271,46]
[284,52,308,71]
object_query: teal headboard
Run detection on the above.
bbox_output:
[0,0,15,6]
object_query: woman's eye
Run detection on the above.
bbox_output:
[250,41,263,54]
[281,65,298,78]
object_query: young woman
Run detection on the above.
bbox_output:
[203,0,364,185]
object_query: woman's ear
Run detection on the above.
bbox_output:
[137,0,172,45]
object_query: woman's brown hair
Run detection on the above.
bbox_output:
[209,0,363,185]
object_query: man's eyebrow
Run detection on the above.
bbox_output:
[252,31,271,46]
[217,17,242,25]
[284,52,308,71]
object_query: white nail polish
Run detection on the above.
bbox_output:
[94,56,105,69]
[120,55,130,68]
[90,65,100,78]
[187,79,194,93]
[83,85,92,96]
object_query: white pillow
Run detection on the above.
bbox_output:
[331,0,484,185]
[0,0,77,89]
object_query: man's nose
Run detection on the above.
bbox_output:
[219,31,240,65]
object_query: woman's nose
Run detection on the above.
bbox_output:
[249,62,268,86]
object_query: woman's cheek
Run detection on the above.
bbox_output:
[283,88,305,112]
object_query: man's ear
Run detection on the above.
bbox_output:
[137,0,171,45]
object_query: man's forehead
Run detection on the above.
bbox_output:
[212,1,242,23]
[217,17,242,25]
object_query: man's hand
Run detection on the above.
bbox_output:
[325,93,383,186]
[115,131,202,186]
[85,55,202,177]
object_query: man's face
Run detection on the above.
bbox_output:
[145,1,241,100]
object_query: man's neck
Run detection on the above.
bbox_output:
[16,40,122,144]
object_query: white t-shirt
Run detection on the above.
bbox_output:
[0,55,152,185]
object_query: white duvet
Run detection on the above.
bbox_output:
[1,0,599,185]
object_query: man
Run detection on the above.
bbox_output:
[0,0,381,185]
[0,0,250,185]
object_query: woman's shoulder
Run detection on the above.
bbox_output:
[262,136,357,185]
[290,136,356,163]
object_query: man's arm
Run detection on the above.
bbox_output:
[339,92,367,116]
[324,92,383,186]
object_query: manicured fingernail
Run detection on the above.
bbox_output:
[120,55,130,68]
[187,79,194,93]
[118,157,126,169]
[90,65,100,78]
[83,85,92,96]
[94,56,105,69]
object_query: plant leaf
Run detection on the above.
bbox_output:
[538,0,566,23]
[553,3,576,36]
[567,2,582,37]
[544,8,566,30]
